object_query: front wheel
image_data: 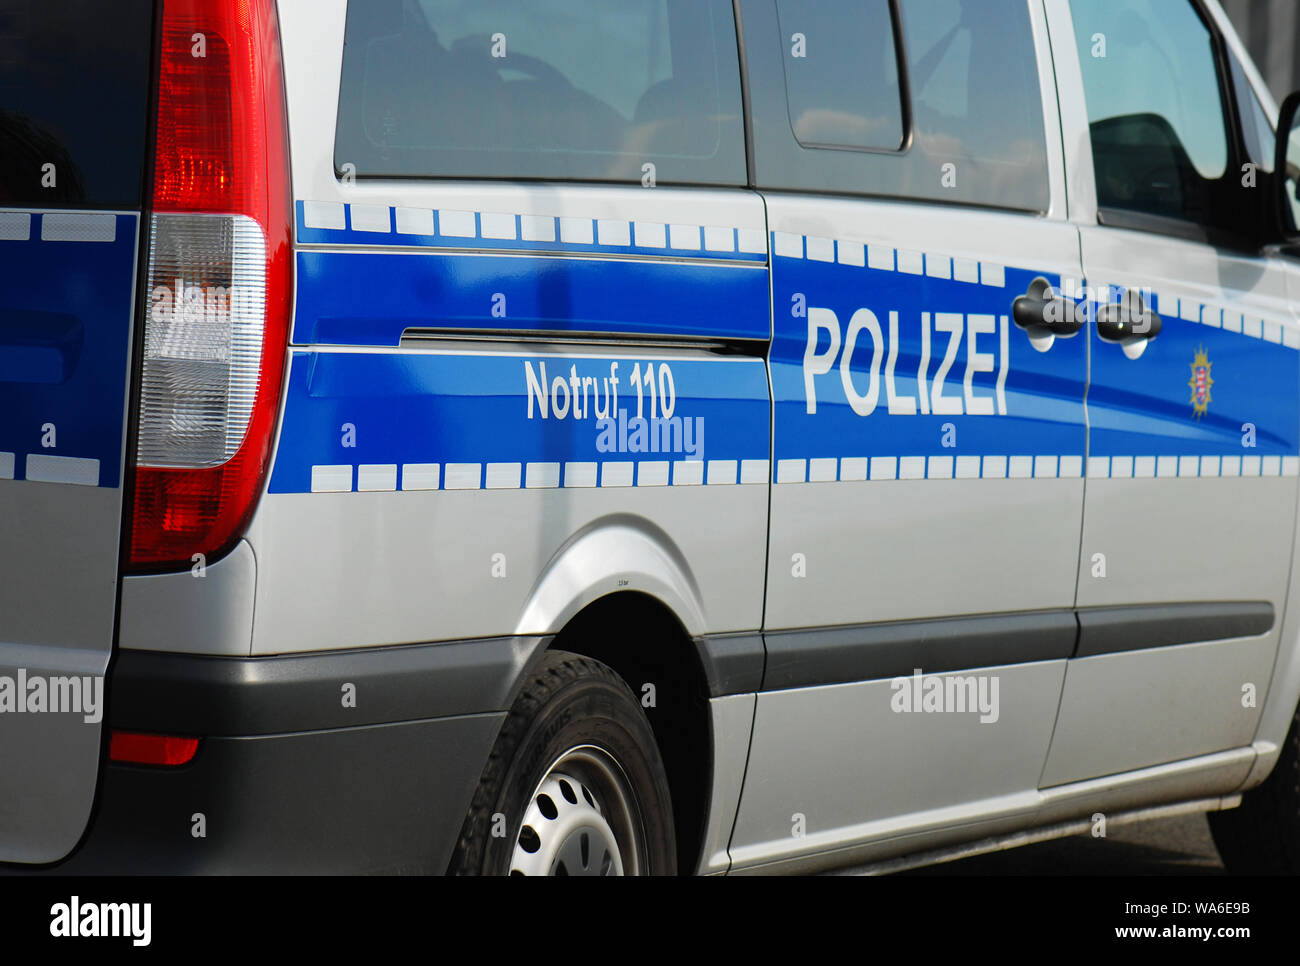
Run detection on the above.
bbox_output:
[449,650,676,875]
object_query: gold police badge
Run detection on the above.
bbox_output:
[1188,347,1213,419]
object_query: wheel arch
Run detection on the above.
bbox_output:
[546,590,716,876]
[512,513,708,639]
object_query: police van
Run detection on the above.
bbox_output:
[4,0,1300,876]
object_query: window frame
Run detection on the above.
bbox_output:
[1076,0,1260,251]
[771,0,913,156]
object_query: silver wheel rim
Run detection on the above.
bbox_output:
[509,745,644,876]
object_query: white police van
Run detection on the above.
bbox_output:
[4,0,1300,876]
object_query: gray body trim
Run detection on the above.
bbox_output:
[696,632,766,696]
[45,714,504,875]
[1075,601,1274,657]
[762,611,1077,691]
[758,602,1273,692]
[827,795,1242,876]
[108,636,547,736]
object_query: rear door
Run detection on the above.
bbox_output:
[0,0,153,862]
[1041,0,1300,785]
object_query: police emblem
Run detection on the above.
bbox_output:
[1188,347,1213,419]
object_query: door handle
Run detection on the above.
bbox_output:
[1012,277,1085,337]
[1096,290,1161,343]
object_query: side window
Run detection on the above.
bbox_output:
[899,0,1046,173]
[1069,0,1236,228]
[751,0,1049,211]
[0,0,154,208]
[774,0,904,151]
[335,0,746,186]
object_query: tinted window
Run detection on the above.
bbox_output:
[1070,0,1232,224]
[900,0,1045,172]
[775,0,903,151]
[747,0,1049,212]
[336,0,746,186]
[0,0,154,209]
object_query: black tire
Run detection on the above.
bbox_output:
[448,649,676,875]
[1208,703,1300,874]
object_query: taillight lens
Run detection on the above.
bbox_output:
[139,214,267,467]
[110,731,200,767]
[128,0,291,570]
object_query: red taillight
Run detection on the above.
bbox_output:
[109,731,201,767]
[128,0,292,570]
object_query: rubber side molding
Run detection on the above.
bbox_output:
[695,631,766,696]
[759,601,1277,692]
[762,610,1078,692]
[108,635,548,736]
[1074,601,1274,658]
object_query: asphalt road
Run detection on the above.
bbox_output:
[902,812,1225,875]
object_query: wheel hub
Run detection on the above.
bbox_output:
[509,747,642,876]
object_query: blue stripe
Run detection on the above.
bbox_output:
[294,250,771,346]
[268,350,770,494]
[1087,308,1298,459]
[281,223,1299,483]
[770,255,1089,467]
[0,212,138,487]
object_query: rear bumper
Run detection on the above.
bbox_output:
[39,636,546,874]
